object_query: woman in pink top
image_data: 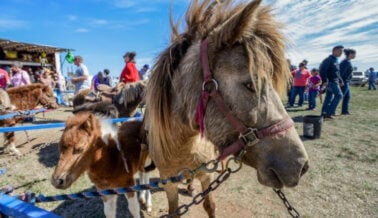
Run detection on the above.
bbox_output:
[10,62,31,87]
[0,68,10,89]
[288,62,311,107]
[307,68,322,110]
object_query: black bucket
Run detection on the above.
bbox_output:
[303,115,323,139]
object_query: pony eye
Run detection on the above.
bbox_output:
[73,147,84,155]
[243,82,255,92]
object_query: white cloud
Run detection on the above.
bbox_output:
[136,57,153,69]
[92,19,108,25]
[67,15,77,21]
[0,18,26,30]
[75,28,89,33]
[267,0,378,71]
[112,0,137,8]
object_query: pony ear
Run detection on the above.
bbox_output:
[210,0,262,47]
[81,114,94,131]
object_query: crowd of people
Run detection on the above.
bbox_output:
[288,45,377,120]
[0,61,68,104]
[71,52,150,95]
[2,47,375,114]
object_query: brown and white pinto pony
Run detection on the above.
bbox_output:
[72,80,146,118]
[0,84,58,155]
[51,112,153,218]
[146,0,309,217]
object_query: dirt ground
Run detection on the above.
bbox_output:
[0,92,377,218]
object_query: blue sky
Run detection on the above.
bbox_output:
[1,0,377,78]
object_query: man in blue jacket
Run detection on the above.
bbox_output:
[320,45,344,119]
[368,67,377,90]
[339,48,356,115]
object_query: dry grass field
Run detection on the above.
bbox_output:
[0,87,377,217]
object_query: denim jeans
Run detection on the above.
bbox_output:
[289,86,305,106]
[341,82,350,114]
[308,90,319,109]
[321,81,343,116]
[368,81,376,90]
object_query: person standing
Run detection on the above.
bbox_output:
[307,68,322,110]
[139,64,150,80]
[10,62,31,87]
[0,67,10,89]
[301,59,311,102]
[39,68,56,90]
[71,56,90,94]
[320,45,344,119]
[103,69,113,87]
[368,67,377,90]
[289,62,311,107]
[91,71,104,91]
[119,52,139,84]
[339,48,356,115]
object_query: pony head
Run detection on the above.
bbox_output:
[39,84,59,109]
[51,112,100,189]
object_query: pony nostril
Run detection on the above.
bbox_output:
[57,179,64,186]
[300,161,309,177]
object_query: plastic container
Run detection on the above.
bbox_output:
[303,115,323,139]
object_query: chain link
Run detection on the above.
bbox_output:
[273,188,300,218]
[160,162,234,218]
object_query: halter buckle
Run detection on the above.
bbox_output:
[239,128,259,146]
[202,79,219,92]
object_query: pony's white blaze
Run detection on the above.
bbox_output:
[99,116,117,145]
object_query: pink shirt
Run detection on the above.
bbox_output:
[0,68,10,89]
[308,75,322,91]
[291,69,311,86]
[11,70,31,87]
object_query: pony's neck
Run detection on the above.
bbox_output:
[88,137,124,181]
[150,117,202,167]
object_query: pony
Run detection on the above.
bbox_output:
[0,89,20,155]
[72,80,146,118]
[51,112,153,217]
[145,0,309,217]
[7,83,59,110]
[0,84,58,155]
[73,101,119,118]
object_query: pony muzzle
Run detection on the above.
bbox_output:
[51,174,72,189]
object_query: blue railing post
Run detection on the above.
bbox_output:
[0,194,61,218]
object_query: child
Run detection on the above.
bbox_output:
[307,68,322,110]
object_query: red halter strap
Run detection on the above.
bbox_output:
[195,38,294,161]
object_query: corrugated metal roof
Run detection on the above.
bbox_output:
[0,38,73,54]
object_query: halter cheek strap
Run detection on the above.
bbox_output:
[195,38,294,161]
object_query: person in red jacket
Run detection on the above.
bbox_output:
[288,62,311,107]
[119,51,139,83]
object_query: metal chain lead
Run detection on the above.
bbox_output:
[160,156,244,218]
[273,188,300,218]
